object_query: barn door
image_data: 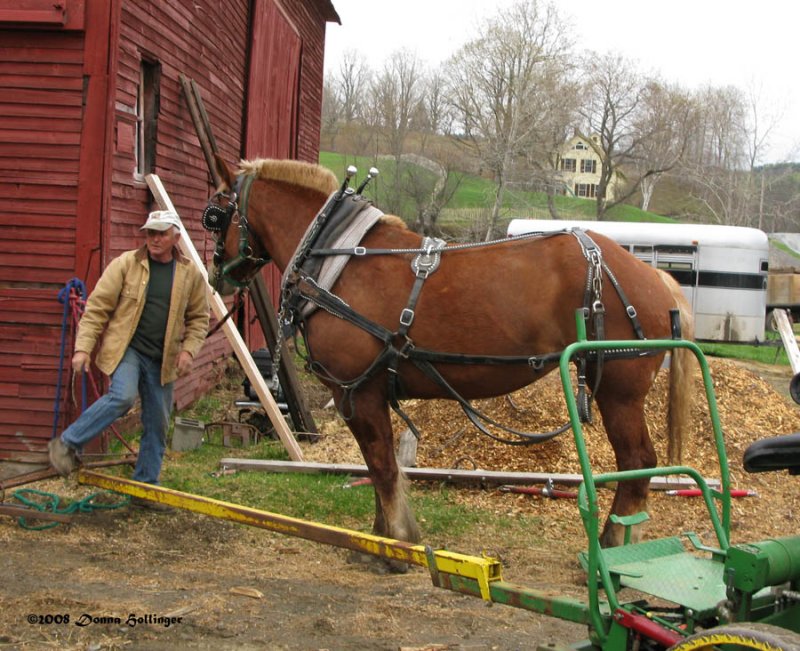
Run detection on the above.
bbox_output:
[243,0,301,347]
[245,0,301,160]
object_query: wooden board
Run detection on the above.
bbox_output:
[218,458,721,491]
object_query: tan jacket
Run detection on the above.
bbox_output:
[75,245,210,384]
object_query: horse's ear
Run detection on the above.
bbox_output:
[214,153,234,191]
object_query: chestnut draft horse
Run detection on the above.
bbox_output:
[205,156,695,550]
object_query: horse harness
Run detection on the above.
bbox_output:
[202,170,655,445]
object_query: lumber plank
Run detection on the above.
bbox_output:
[218,458,721,490]
[0,504,73,524]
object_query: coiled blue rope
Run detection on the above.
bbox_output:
[53,278,87,438]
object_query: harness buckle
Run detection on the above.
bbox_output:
[398,336,415,358]
[354,246,367,256]
[626,305,638,318]
[400,308,415,327]
[529,357,545,371]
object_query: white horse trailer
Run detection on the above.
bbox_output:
[506,219,769,343]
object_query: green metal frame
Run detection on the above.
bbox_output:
[78,309,800,649]
[561,310,733,646]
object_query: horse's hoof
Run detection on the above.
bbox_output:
[345,550,410,574]
[385,559,410,574]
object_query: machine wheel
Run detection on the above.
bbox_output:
[668,623,800,651]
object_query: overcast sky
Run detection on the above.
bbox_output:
[324,0,800,164]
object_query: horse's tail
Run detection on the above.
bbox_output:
[658,269,696,465]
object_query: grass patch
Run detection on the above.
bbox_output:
[698,341,789,365]
[105,416,507,543]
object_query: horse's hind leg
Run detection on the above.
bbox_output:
[594,367,659,548]
[334,385,421,546]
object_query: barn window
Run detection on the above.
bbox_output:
[136,59,161,176]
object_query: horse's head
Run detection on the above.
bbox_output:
[202,154,271,294]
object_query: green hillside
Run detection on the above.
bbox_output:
[319,151,677,232]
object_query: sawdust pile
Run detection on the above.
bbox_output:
[304,357,800,544]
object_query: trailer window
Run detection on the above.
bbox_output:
[657,261,693,271]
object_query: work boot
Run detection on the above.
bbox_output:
[130,496,175,514]
[48,437,78,477]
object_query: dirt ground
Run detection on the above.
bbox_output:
[2,356,800,651]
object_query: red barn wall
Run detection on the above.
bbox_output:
[111,0,253,410]
[0,0,336,456]
[0,0,115,452]
[243,0,331,348]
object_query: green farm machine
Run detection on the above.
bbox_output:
[80,310,800,650]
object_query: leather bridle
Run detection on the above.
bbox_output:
[201,173,270,291]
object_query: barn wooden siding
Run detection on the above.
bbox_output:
[0,0,338,456]
[241,0,334,345]
[0,0,112,452]
[111,0,254,412]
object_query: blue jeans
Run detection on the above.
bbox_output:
[61,347,174,484]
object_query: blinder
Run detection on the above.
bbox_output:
[201,191,236,233]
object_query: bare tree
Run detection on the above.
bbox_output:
[335,49,371,124]
[632,80,694,211]
[678,85,752,225]
[370,49,426,159]
[320,78,342,151]
[579,52,650,218]
[367,50,427,214]
[417,70,454,153]
[445,0,573,239]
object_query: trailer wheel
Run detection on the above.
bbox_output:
[766,309,778,332]
[668,623,800,651]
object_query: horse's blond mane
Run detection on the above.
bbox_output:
[237,158,408,231]
[238,158,338,195]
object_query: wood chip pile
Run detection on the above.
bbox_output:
[305,357,800,545]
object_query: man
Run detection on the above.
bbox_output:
[48,210,209,506]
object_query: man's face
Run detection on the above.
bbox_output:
[145,227,180,262]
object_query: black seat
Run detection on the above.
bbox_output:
[743,433,800,475]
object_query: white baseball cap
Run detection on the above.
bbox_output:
[141,210,181,231]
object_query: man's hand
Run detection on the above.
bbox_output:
[176,351,194,377]
[71,351,91,374]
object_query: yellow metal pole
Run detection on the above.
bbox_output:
[78,470,501,600]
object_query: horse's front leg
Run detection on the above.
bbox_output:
[332,384,421,546]
[595,389,657,548]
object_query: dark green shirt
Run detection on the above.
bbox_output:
[130,257,175,361]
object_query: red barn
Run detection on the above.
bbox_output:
[0,0,339,457]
